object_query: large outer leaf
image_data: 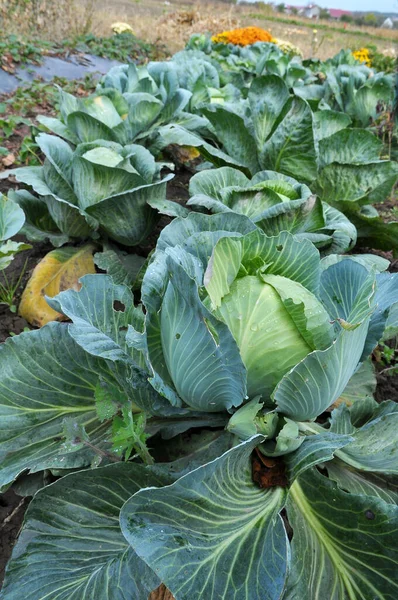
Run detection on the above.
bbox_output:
[48,275,179,416]
[202,105,261,175]
[1,463,167,599]
[0,323,122,488]
[318,128,382,168]
[315,161,398,205]
[189,167,250,200]
[285,432,353,482]
[85,176,173,246]
[11,167,93,238]
[8,189,70,247]
[336,359,376,407]
[37,114,80,144]
[67,111,119,143]
[335,411,398,474]
[37,134,78,205]
[321,203,357,255]
[362,272,398,357]
[313,110,351,142]
[355,76,394,127]
[94,247,146,286]
[285,467,398,600]
[72,155,145,210]
[248,74,290,150]
[83,95,124,127]
[326,459,398,505]
[156,251,247,411]
[125,93,163,140]
[48,274,139,362]
[43,193,94,238]
[121,437,289,600]
[259,97,317,183]
[274,260,375,420]
[157,124,251,172]
[156,212,256,259]
[0,194,25,241]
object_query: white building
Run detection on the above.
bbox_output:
[381,18,393,29]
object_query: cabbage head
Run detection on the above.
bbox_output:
[133,212,398,420]
[188,166,356,254]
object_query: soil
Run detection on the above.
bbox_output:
[149,585,175,600]
[0,236,53,343]
[375,372,398,403]
[0,490,28,585]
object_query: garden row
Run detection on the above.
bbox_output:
[0,30,397,600]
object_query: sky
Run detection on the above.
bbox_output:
[239,0,398,14]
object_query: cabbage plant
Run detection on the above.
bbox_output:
[169,50,242,110]
[157,74,398,249]
[313,126,398,251]
[6,133,175,246]
[322,63,394,127]
[1,212,397,600]
[131,212,397,414]
[38,66,206,149]
[188,167,356,254]
[159,73,319,184]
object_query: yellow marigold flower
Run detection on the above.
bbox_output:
[211,27,273,47]
[352,48,371,67]
[111,22,134,35]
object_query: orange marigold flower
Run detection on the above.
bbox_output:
[212,26,273,47]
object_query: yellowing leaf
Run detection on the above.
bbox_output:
[19,245,96,327]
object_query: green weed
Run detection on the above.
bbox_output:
[0,258,28,313]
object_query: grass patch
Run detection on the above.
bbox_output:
[250,13,397,44]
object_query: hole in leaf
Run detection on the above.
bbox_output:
[281,508,293,541]
[175,333,181,339]
[113,300,126,312]
[276,244,283,252]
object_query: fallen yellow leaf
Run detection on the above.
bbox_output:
[19,245,96,327]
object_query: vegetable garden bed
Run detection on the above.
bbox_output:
[0,26,397,600]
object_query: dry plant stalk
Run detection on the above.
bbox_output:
[139,6,239,52]
[0,0,96,39]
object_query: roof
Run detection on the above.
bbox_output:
[328,9,353,17]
